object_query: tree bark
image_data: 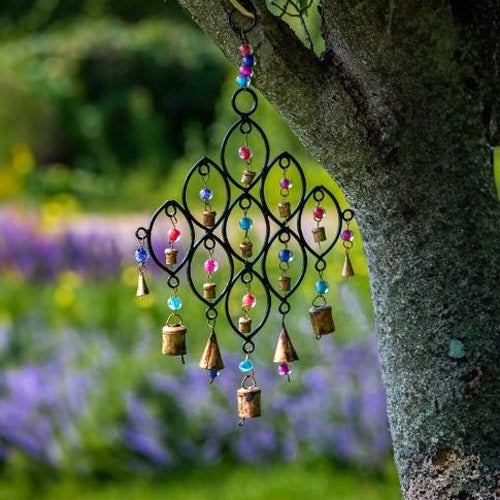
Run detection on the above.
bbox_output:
[176,0,500,497]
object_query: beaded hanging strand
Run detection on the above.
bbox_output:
[341,210,355,277]
[135,231,150,297]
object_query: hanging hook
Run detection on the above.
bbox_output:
[228,0,255,19]
[228,0,258,34]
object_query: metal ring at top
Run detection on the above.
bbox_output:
[232,88,258,116]
[135,227,148,240]
[229,1,258,34]
[343,209,355,222]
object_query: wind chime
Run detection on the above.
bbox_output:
[134,1,356,425]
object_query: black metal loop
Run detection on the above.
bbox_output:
[206,308,218,321]
[314,259,326,273]
[278,231,291,244]
[232,88,258,117]
[168,275,180,289]
[343,208,355,222]
[165,204,177,218]
[313,190,325,202]
[242,340,255,354]
[203,236,216,251]
[228,2,258,34]
[135,227,148,240]
[238,196,252,211]
[278,301,290,315]
[241,270,254,285]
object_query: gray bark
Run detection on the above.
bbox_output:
[176,0,500,497]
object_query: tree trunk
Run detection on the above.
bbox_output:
[176,1,500,497]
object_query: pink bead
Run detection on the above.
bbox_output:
[313,206,325,220]
[239,146,252,161]
[239,66,254,77]
[280,178,291,190]
[167,228,181,243]
[341,229,353,241]
[239,43,252,57]
[204,259,218,274]
[242,293,256,309]
[278,363,290,376]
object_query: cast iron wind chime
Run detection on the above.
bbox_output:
[134,1,356,425]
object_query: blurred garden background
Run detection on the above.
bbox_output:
[0,1,400,498]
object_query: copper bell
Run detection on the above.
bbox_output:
[273,326,299,364]
[241,169,256,185]
[136,272,150,297]
[202,209,216,228]
[238,315,252,333]
[239,240,253,258]
[342,252,355,277]
[203,282,216,300]
[199,331,224,371]
[309,304,335,337]
[162,320,187,362]
[237,386,261,420]
[278,276,291,292]
[312,226,327,243]
[278,201,291,219]
[165,247,178,267]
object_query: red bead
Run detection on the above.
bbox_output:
[167,228,181,243]
[242,293,256,309]
[313,206,325,220]
[239,43,252,57]
[239,146,252,161]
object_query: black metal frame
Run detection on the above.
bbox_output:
[135,87,354,355]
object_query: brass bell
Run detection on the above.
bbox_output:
[165,247,178,267]
[312,226,327,243]
[199,331,224,372]
[238,315,252,333]
[136,272,150,297]
[203,282,216,300]
[278,201,291,219]
[342,252,355,277]
[162,318,187,362]
[309,304,335,337]
[237,386,261,420]
[239,240,253,258]
[278,275,291,292]
[202,209,216,228]
[273,326,299,364]
[241,169,256,185]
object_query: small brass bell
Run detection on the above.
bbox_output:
[239,240,253,258]
[312,226,327,243]
[162,319,187,362]
[238,315,252,333]
[202,209,217,228]
[241,169,256,185]
[278,276,291,292]
[278,201,291,219]
[273,326,299,364]
[165,248,178,267]
[199,331,224,372]
[237,386,261,420]
[203,282,216,300]
[136,272,150,297]
[309,304,335,337]
[342,252,355,277]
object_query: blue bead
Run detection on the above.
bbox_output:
[239,216,253,231]
[278,248,293,262]
[239,359,254,373]
[209,369,219,380]
[167,296,182,311]
[315,279,329,294]
[199,187,213,201]
[236,75,251,88]
[242,55,255,67]
[135,247,149,263]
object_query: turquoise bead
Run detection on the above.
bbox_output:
[315,279,329,294]
[239,216,253,231]
[167,296,183,311]
[239,359,254,373]
[236,75,251,88]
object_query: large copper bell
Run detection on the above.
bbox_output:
[273,326,299,364]
[342,252,355,277]
[199,331,224,372]
[136,271,149,297]
[162,314,187,363]
[237,375,261,423]
[309,304,335,338]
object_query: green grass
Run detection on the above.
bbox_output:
[0,462,401,500]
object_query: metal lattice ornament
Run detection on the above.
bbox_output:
[134,3,356,425]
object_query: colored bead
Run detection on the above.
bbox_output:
[315,279,329,294]
[280,178,292,190]
[199,187,213,201]
[239,43,252,57]
[242,55,255,67]
[204,259,218,274]
[278,248,294,262]
[239,216,253,231]
[341,229,353,241]
[313,206,325,220]
[278,362,291,376]
[209,369,219,381]
[236,75,251,88]
[239,359,254,373]
[239,146,252,161]
[167,228,181,243]
[239,66,254,78]
[135,247,149,263]
[242,293,257,309]
[167,296,182,311]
